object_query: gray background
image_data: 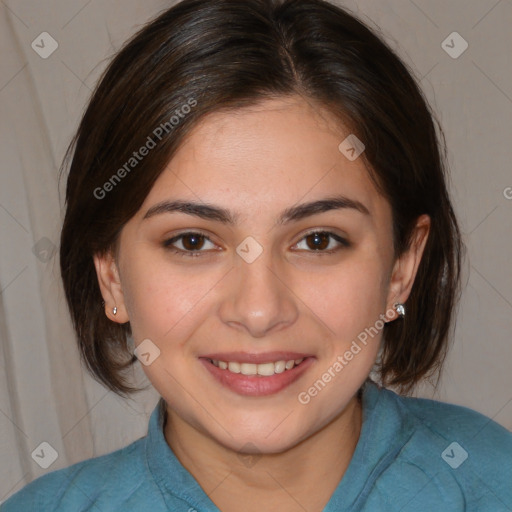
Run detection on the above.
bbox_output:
[1,0,511,503]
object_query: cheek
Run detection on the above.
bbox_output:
[121,255,221,343]
[298,254,389,340]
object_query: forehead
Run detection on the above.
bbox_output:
[137,96,391,228]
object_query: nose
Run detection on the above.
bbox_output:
[218,249,299,338]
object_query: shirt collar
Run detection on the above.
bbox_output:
[145,379,407,511]
[145,396,221,511]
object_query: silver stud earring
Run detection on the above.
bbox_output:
[394,302,405,318]
[113,306,117,316]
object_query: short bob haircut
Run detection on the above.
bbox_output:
[60,0,463,397]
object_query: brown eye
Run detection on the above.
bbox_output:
[294,231,350,253]
[181,233,206,250]
[305,232,330,251]
[163,232,216,256]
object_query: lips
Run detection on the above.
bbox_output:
[199,352,314,396]
[200,351,312,364]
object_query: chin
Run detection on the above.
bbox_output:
[204,414,315,455]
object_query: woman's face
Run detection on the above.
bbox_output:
[95,96,428,453]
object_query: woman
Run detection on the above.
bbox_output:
[2,0,511,510]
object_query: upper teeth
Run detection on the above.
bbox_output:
[211,358,304,376]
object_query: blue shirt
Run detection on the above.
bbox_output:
[2,379,511,511]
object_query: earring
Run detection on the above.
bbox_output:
[113,306,117,316]
[394,302,405,318]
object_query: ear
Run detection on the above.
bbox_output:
[386,214,430,320]
[93,250,130,323]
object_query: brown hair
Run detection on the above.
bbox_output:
[60,0,463,397]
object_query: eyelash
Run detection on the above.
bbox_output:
[162,230,350,258]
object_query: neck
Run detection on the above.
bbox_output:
[163,392,363,512]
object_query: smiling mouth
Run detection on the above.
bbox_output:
[200,355,313,396]
[207,358,304,376]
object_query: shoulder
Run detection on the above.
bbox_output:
[394,388,512,453]
[374,385,512,510]
[1,438,148,511]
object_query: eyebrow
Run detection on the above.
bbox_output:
[142,195,370,225]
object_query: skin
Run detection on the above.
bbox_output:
[94,95,430,512]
